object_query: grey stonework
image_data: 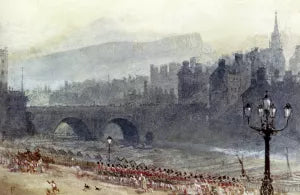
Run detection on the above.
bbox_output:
[0,48,31,139]
[28,103,209,143]
[289,45,300,75]
[177,60,209,105]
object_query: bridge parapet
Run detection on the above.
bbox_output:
[27,103,209,143]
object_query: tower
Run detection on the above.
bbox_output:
[269,11,282,50]
[143,80,148,96]
[21,67,24,92]
[0,48,8,92]
[267,11,286,76]
[177,61,193,103]
[150,64,159,86]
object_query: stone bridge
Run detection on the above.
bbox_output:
[27,104,208,144]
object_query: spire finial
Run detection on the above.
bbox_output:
[274,11,278,29]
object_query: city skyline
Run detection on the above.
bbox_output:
[2,1,300,91]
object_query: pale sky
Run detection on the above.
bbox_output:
[2,0,300,90]
[1,0,300,54]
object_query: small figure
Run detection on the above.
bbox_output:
[83,183,90,191]
[47,180,59,194]
[95,186,101,191]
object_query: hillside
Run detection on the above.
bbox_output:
[12,33,216,89]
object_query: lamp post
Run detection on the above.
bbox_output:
[107,136,112,163]
[244,91,292,195]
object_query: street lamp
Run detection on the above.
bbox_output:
[107,136,112,162]
[243,91,292,195]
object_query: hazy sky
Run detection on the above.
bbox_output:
[1,0,300,54]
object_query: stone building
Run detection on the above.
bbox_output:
[241,12,285,84]
[250,12,285,80]
[241,67,271,107]
[0,48,8,92]
[177,61,193,102]
[177,60,209,105]
[150,62,181,97]
[0,48,31,139]
[140,80,176,105]
[289,45,300,74]
[4,91,31,137]
[209,59,229,114]
[208,12,286,118]
[209,53,252,116]
[241,67,300,136]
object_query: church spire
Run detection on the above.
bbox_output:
[270,11,281,49]
[274,11,279,33]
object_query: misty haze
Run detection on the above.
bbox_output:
[1,1,300,195]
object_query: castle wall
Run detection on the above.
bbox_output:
[0,48,30,139]
[0,48,8,92]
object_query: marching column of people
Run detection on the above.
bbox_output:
[91,161,246,194]
[1,148,292,194]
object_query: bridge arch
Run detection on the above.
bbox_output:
[103,118,139,145]
[54,117,93,140]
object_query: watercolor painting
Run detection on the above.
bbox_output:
[1,0,300,194]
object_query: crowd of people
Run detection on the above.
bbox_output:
[0,148,277,194]
[0,148,252,194]
[0,149,53,174]
[79,160,247,194]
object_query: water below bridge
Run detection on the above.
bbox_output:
[53,118,141,145]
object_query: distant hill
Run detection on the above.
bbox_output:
[55,17,167,51]
[11,33,216,89]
